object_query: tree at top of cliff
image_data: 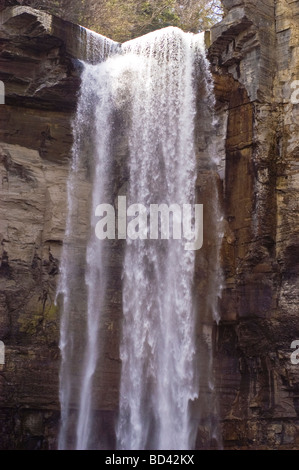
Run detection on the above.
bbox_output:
[9,0,222,42]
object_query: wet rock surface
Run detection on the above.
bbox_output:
[210,0,299,449]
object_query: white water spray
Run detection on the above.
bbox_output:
[58,26,221,450]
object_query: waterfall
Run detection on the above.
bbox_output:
[57,26,221,450]
[57,29,120,450]
[118,29,203,451]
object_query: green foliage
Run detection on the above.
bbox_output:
[133,0,181,36]
[21,0,223,42]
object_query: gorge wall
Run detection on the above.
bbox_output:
[0,0,298,450]
[210,0,299,448]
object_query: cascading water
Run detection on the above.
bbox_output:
[57,26,222,450]
[117,30,203,451]
[57,30,120,450]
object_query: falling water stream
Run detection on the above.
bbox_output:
[57,26,221,450]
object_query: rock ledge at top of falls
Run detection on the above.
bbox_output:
[0,5,119,112]
[0,6,84,111]
[1,5,95,60]
[208,1,276,102]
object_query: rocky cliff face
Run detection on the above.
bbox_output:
[0,5,79,449]
[0,1,298,450]
[210,0,299,449]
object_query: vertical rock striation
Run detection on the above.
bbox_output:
[210,0,299,449]
[0,6,79,449]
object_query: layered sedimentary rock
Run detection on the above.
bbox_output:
[0,0,298,450]
[0,5,121,450]
[0,5,78,449]
[210,0,299,449]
